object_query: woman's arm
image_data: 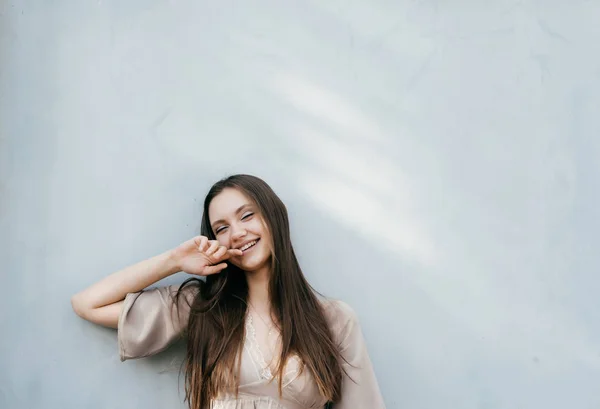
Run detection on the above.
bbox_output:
[71,236,243,329]
[71,250,179,328]
[327,301,386,408]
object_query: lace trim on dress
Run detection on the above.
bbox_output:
[212,395,287,409]
[245,314,274,380]
[244,315,302,388]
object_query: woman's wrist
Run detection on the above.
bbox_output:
[162,249,182,277]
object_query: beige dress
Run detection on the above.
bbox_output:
[118,285,386,409]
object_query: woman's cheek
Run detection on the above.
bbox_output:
[252,218,265,233]
[215,234,227,248]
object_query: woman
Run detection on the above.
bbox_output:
[71,174,385,409]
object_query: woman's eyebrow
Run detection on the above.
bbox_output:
[211,204,252,228]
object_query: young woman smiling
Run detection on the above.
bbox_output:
[71,174,385,409]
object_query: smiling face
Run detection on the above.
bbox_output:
[208,187,273,275]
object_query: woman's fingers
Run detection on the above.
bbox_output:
[227,248,244,257]
[198,236,209,252]
[193,243,244,276]
[199,237,243,259]
[205,240,220,256]
[203,263,228,275]
[212,245,228,261]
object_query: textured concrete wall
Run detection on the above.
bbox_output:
[2,1,600,408]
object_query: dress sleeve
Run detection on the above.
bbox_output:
[326,300,386,409]
[117,284,198,361]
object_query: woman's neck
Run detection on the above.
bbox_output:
[245,265,271,315]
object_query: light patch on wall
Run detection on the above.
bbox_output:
[273,73,436,266]
[271,72,600,375]
[299,169,435,266]
[273,73,389,143]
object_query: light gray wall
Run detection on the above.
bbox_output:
[2,1,600,408]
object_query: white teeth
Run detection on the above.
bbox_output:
[240,240,257,251]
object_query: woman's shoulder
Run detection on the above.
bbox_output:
[320,297,356,318]
[319,298,360,341]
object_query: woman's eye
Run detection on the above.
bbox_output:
[215,226,227,234]
[241,212,254,220]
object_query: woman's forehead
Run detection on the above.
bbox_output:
[209,188,253,219]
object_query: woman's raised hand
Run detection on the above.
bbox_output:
[171,236,243,276]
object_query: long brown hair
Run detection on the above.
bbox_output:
[176,174,344,409]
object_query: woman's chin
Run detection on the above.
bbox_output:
[240,263,266,274]
[239,255,271,275]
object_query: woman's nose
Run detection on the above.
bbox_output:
[231,226,247,240]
